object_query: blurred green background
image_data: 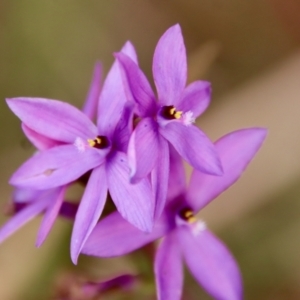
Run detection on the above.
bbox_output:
[1,1,300,299]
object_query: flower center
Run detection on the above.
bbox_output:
[87,136,110,149]
[178,207,197,223]
[160,105,183,120]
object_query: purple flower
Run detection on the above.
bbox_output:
[6,43,154,264]
[0,62,101,246]
[54,272,137,299]
[81,128,267,300]
[116,24,223,218]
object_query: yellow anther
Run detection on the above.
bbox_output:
[184,211,196,223]
[184,211,193,218]
[88,139,96,147]
[170,107,176,115]
[188,216,197,223]
[182,209,197,223]
[174,111,183,119]
[87,135,110,149]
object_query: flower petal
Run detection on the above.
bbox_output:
[86,274,137,294]
[82,211,170,257]
[152,136,169,220]
[178,80,211,118]
[178,227,242,300]
[97,42,138,136]
[13,187,44,203]
[0,196,50,243]
[160,122,223,175]
[22,123,61,151]
[167,144,186,200]
[82,62,102,120]
[128,118,159,182]
[106,151,154,232]
[10,145,104,189]
[112,103,134,153]
[36,187,66,247]
[154,231,183,300]
[71,165,107,264]
[153,24,187,106]
[121,40,138,64]
[115,52,156,117]
[6,98,97,143]
[187,128,267,211]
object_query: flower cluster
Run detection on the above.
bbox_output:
[0,24,267,300]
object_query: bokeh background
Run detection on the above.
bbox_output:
[1,1,300,299]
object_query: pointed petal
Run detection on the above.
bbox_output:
[178,80,211,118]
[128,118,159,182]
[106,152,154,232]
[71,165,107,264]
[88,274,137,293]
[153,24,187,106]
[187,128,268,211]
[97,42,138,136]
[36,187,66,247]
[121,40,138,64]
[0,197,50,243]
[178,227,242,300]
[6,98,97,143]
[82,62,102,120]
[167,144,186,200]
[10,145,104,189]
[152,136,169,220]
[82,211,170,257]
[115,52,156,117]
[22,123,60,151]
[155,231,183,300]
[160,122,223,175]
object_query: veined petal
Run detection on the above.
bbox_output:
[128,118,159,182]
[0,196,50,243]
[36,187,66,247]
[178,80,211,118]
[152,136,169,220]
[178,227,242,300]
[155,231,183,300]
[160,122,223,176]
[187,128,267,211]
[112,103,134,153]
[97,42,138,136]
[153,24,187,106]
[6,98,97,143]
[82,62,102,120]
[115,52,156,117]
[106,151,154,232]
[82,211,170,257]
[22,123,61,151]
[167,144,186,200]
[71,165,107,264]
[10,145,104,189]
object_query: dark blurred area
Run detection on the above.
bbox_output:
[1,1,300,299]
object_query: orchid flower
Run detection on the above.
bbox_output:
[81,128,267,300]
[0,62,101,246]
[116,24,223,218]
[6,43,154,264]
[54,273,137,299]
